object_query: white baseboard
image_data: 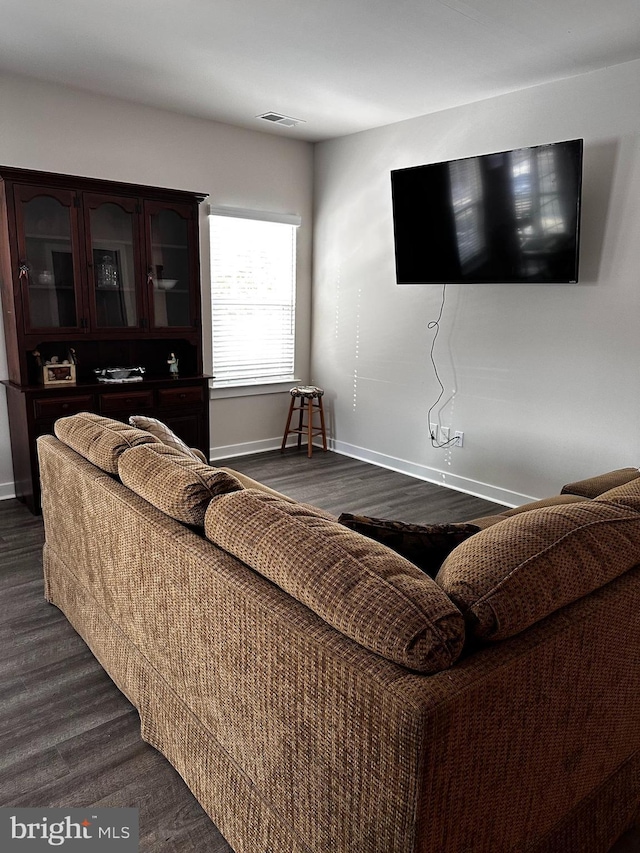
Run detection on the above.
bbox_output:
[210,436,535,507]
[209,436,300,461]
[328,439,536,508]
[0,481,17,501]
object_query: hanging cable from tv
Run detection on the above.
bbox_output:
[427,284,459,449]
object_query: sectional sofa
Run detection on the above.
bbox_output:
[37,412,640,853]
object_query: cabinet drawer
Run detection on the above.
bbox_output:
[34,395,94,420]
[100,390,154,413]
[157,385,204,407]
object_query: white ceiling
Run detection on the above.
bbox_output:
[1,0,639,142]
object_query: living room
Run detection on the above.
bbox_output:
[0,7,637,507]
[1,2,640,851]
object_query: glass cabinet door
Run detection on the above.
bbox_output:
[14,185,84,333]
[84,194,142,330]
[145,201,197,329]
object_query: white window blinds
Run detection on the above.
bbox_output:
[209,207,299,386]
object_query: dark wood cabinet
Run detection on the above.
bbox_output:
[82,192,145,334]
[13,183,87,336]
[0,166,209,512]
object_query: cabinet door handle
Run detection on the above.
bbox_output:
[147,268,154,286]
[19,262,29,281]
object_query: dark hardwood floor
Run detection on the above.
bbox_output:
[222,447,508,522]
[1,449,638,852]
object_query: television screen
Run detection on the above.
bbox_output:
[391,139,583,284]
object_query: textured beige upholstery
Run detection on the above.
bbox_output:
[561,467,640,499]
[438,498,640,640]
[128,414,204,461]
[205,489,465,672]
[54,411,160,474]
[118,443,243,526]
[217,467,296,502]
[594,477,640,511]
[470,468,640,528]
[37,432,640,853]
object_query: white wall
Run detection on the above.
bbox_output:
[312,59,640,505]
[4,62,640,507]
[0,72,313,499]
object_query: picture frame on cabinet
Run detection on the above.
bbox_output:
[42,361,76,385]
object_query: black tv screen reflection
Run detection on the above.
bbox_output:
[391,139,583,284]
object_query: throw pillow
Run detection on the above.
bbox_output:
[338,513,479,577]
[437,499,640,641]
[128,414,202,461]
[118,443,243,526]
[205,490,466,674]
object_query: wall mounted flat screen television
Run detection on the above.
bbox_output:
[391,138,583,284]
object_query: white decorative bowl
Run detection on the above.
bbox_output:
[157,278,178,290]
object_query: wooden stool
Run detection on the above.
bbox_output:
[281,386,328,457]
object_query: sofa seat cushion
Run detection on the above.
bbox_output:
[561,467,640,499]
[337,513,479,577]
[118,443,243,525]
[54,411,161,474]
[204,489,465,673]
[437,498,640,640]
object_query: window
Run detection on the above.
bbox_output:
[449,157,486,271]
[511,147,567,238]
[209,207,300,387]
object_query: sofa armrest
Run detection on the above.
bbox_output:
[561,467,640,499]
[468,494,586,528]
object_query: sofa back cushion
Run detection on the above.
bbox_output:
[119,443,243,525]
[54,412,161,474]
[437,497,640,640]
[593,477,640,511]
[204,489,465,673]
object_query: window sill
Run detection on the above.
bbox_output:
[209,378,300,400]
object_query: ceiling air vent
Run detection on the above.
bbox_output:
[257,112,305,128]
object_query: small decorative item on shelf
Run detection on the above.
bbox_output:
[42,355,77,386]
[96,253,119,289]
[93,366,146,384]
[167,352,179,377]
